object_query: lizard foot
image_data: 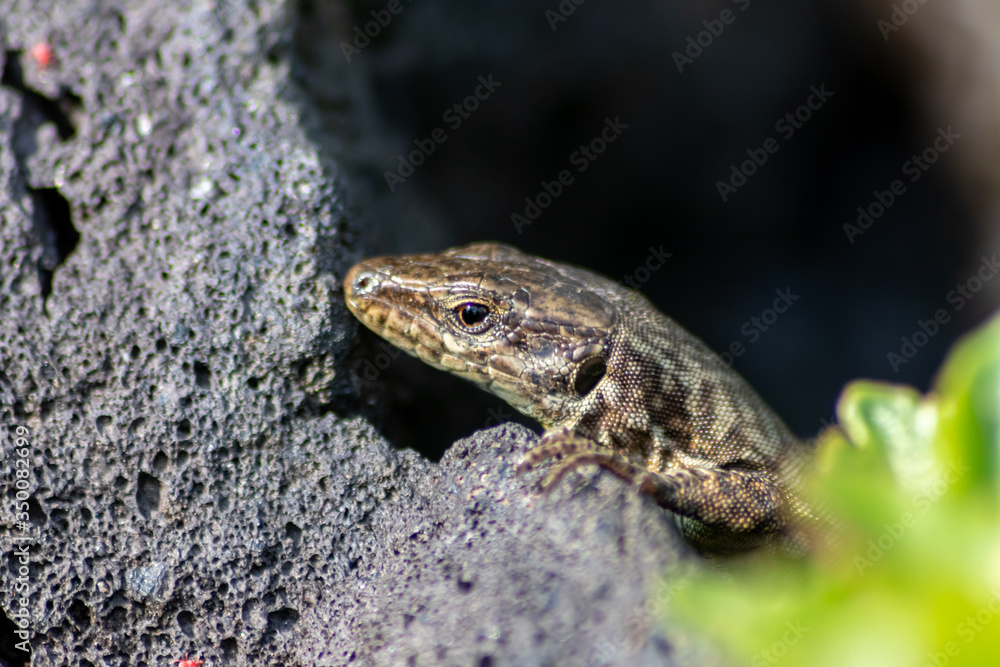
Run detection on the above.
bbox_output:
[539,451,647,495]
[516,428,650,495]
[515,428,598,476]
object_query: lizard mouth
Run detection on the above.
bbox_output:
[344,261,425,355]
[343,259,495,383]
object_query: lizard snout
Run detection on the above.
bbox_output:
[344,263,384,312]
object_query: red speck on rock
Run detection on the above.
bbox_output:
[29,42,54,69]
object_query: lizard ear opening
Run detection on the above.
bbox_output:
[573,356,606,396]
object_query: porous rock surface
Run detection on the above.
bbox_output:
[306,424,693,666]
[0,1,706,665]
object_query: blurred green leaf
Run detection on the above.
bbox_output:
[934,312,1000,502]
[670,311,1000,667]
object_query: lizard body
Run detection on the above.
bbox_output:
[344,242,814,553]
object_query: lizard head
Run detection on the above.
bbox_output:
[343,242,620,426]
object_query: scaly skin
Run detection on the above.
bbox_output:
[343,242,815,553]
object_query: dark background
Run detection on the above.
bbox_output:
[296,0,991,460]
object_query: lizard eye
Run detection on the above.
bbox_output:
[454,302,492,332]
[573,356,606,396]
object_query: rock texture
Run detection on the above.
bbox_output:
[0,1,704,666]
[305,424,693,667]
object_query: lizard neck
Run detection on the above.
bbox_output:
[566,301,799,475]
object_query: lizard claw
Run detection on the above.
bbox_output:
[517,428,615,489]
[517,431,594,479]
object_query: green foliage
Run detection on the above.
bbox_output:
[671,313,1000,667]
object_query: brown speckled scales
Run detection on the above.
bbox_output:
[344,242,814,554]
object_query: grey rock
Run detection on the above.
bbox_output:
[0,1,713,666]
[305,423,697,667]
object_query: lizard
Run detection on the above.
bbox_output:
[343,242,816,554]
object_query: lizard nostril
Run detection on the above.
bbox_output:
[353,271,378,295]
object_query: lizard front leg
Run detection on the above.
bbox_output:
[517,429,643,492]
[518,429,787,551]
[636,467,787,551]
